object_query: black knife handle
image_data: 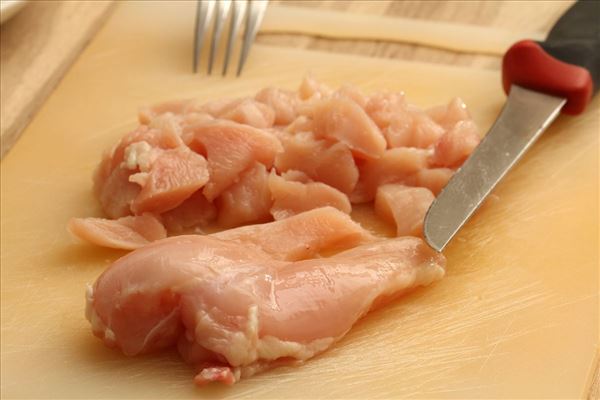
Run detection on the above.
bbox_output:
[541,0,600,93]
[502,0,599,115]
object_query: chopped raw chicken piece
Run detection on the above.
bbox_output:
[298,75,332,100]
[430,120,480,167]
[183,120,283,201]
[93,125,184,218]
[275,132,358,195]
[219,99,275,129]
[193,366,237,386]
[333,85,368,108]
[365,92,406,129]
[161,191,216,233]
[158,98,278,129]
[95,164,141,219]
[213,207,373,261]
[84,76,479,242]
[86,234,444,385]
[68,214,166,250]
[285,115,314,134]
[351,147,430,203]
[255,88,298,125]
[383,110,445,149]
[147,113,185,139]
[181,112,214,127]
[197,98,244,117]
[374,184,435,237]
[403,168,454,196]
[280,169,311,183]
[269,172,351,220]
[426,97,471,131]
[138,99,198,125]
[311,97,386,159]
[130,147,209,214]
[216,163,272,228]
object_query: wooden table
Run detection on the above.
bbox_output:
[263,0,571,69]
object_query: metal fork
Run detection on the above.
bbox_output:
[193,0,269,76]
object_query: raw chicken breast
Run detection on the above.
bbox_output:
[130,147,209,214]
[374,184,434,237]
[403,168,454,196]
[280,169,311,183]
[383,110,445,149]
[426,97,471,131]
[333,85,368,108]
[269,173,351,220]
[197,98,244,117]
[365,93,444,148]
[298,75,332,100]
[255,88,298,125]
[161,190,216,233]
[68,214,166,250]
[219,99,275,129]
[365,92,406,129]
[138,99,198,125]
[86,234,445,385]
[311,97,386,159]
[274,132,358,195]
[351,147,430,203]
[93,124,184,218]
[430,120,480,168]
[216,163,272,228]
[94,164,141,219]
[184,120,283,201]
[285,115,314,134]
[213,207,373,261]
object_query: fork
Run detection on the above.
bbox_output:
[193,0,269,76]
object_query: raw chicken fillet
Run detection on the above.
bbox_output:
[86,208,445,385]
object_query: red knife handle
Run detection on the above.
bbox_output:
[502,40,593,115]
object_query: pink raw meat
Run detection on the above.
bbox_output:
[255,87,299,125]
[403,168,454,196]
[374,184,435,237]
[213,207,373,261]
[274,132,358,195]
[86,230,445,385]
[183,120,283,201]
[311,97,386,159]
[351,147,430,203]
[430,120,480,168]
[130,147,209,214]
[269,173,351,220]
[219,99,275,129]
[216,162,272,228]
[426,97,472,131]
[161,190,217,233]
[68,214,166,250]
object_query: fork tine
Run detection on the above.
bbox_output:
[208,0,231,75]
[193,0,216,73]
[236,0,268,76]
[222,0,248,76]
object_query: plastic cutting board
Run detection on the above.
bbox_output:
[1,1,598,398]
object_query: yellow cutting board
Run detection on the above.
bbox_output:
[1,1,598,398]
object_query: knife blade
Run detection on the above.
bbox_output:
[424,0,600,252]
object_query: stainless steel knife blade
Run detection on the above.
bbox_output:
[423,85,566,252]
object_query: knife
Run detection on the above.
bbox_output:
[423,0,600,252]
